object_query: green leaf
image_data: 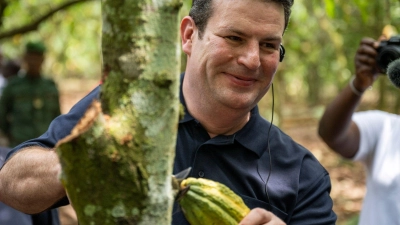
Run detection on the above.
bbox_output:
[324,0,335,18]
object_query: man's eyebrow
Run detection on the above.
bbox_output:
[261,36,282,42]
[225,27,282,42]
[225,27,247,37]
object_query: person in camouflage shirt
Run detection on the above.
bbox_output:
[0,41,60,147]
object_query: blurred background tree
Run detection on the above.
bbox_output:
[250,0,400,126]
[0,0,101,80]
[277,0,400,119]
[1,0,399,116]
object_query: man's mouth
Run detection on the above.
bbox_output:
[226,73,256,87]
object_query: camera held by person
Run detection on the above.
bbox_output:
[376,33,400,74]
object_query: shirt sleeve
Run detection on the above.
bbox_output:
[290,172,336,224]
[352,110,387,163]
[289,153,337,225]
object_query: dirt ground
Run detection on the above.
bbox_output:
[58,79,365,225]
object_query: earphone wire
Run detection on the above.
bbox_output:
[256,83,274,211]
[265,83,274,210]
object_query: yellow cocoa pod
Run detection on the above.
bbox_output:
[178,177,250,225]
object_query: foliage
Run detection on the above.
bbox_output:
[1,0,399,108]
[0,0,101,80]
[280,0,400,113]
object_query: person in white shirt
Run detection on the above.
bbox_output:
[318,37,400,225]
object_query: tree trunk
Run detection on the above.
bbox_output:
[56,0,182,224]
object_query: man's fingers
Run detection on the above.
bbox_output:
[359,37,376,46]
[239,208,285,225]
[356,54,376,66]
[357,44,377,57]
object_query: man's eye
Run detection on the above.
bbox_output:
[227,36,242,42]
[261,43,276,49]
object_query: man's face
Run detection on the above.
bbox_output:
[183,0,285,111]
[24,52,44,76]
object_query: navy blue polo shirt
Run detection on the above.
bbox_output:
[8,74,336,224]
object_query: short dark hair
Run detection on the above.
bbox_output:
[189,0,294,38]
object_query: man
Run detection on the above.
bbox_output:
[0,1,337,224]
[318,37,400,225]
[0,41,60,147]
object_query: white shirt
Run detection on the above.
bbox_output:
[0,74,6,96]
[353,110,400,225]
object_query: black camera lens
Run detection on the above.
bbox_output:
[376,36,400,74]
[377,46,400,73]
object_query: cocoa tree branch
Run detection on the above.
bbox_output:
[0,0,98,40]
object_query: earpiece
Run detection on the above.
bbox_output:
[279,44,285,62]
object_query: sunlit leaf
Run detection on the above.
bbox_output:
[324,0,335,18]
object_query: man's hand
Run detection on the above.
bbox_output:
[353,37,382,91]
[239,208,285,225]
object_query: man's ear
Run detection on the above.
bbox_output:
[180,16,196,56]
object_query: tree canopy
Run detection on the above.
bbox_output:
[0,0,101,79]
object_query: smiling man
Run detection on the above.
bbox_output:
[0,1,336,224]
[182,0,285,138]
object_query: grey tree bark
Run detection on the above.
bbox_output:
[56,0,182,224]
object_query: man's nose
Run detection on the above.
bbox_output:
[237,43,261,70]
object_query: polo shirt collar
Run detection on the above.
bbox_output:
[235,107,270,158]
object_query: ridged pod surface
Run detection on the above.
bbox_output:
[178,177,250,225]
